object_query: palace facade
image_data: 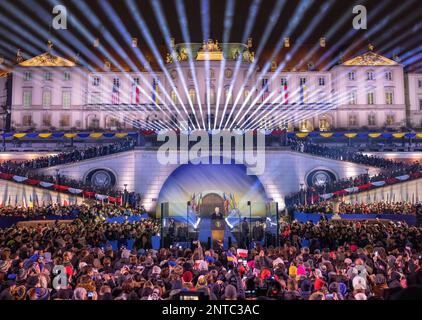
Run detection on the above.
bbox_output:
[1,40,422,132]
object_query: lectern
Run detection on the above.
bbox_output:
[211,219,225,248]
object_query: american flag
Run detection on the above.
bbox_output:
[132,83,141,104]
[282,84,289,104]
[112,83,119,104]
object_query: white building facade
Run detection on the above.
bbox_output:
[2,41,420,132]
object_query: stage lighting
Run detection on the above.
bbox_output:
[0,56,4,65]
[131,37,138,48]
[284,37,290,48]
[320,37,326,47]
[270,60,277,72]
[104,60,111,70]
[93,38,100,47]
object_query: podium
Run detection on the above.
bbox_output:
[211,219,225,248]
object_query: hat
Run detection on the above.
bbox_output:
[168,260,177,267]
[27,287,50,300]
[352,276,367,290]
[152,266,162,275]
[182,271,193,283]
[11,285,27,300]
[344,258,353,265]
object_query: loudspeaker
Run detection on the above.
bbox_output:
[187,201,191,206]
[247,201,251,206]
[228,236,232,248]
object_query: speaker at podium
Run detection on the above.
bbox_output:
[211,208,225,248]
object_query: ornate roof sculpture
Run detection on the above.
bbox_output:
[342,49,399,66]
[19,52,76,67]
[166,38,254,63]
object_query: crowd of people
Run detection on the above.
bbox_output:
[286,139,422,206]
[293,201,418,215]
[0,213,421,300]
[288,138,410,170]
[0,138,136,196]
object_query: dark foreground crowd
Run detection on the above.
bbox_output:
[0,210,421,300]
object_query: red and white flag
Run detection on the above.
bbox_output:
[132,84,141,104]
[282,84,289,104]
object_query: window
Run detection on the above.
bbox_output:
[113,78,120,88]
[367,91,375,105]
[64,72,71,81]
[44,72,52,81]
[368,113,376,126]
[281,77,288,86]
[299,77,307,86]
[22,115,32,127]
[225,87,232,104]
[42,114,52,127]
[385,90,394,105]
[386,114,395,126]
[366,71,375,81]
[244,89,250,102]
[133,77,140,85]
[318,77,325,86]
[92,77,100,86]
[23,91,32,108]
[348,90,357,105]
[171,90,177,104]
[419,99,422,111]
[209,88,215,104]
[418,79,422,88]
[385,71,393,81]
[24,72,32,81]
[60,115,71,127]
[62,91,71,109]
[348,114,358,126]
[188,88,196,103]
[348,71,356,81]
[42,91,52,108]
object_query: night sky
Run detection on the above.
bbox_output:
[0,0,421,72]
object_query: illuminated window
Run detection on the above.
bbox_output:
[209,87,215,104]
[366,71,375,81]
[368,113,376,126]
[386,114,395,125]
[44,72,52,81]
[385,71,393,81]
[42,114,52,127]
[225,86,232,104]
[171,90,177,104]
[23,91,32,108]
[367,91,375,105]
[348,90,357,105]
[348,114,358,126]
[42,90,52,108]
[188,88,196,104]
[92,77,100,86]
[385,90,394,105]
[244,88,250,102]
[62,91,71,109]
[22,114,32,127]
[24,72,32,81]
